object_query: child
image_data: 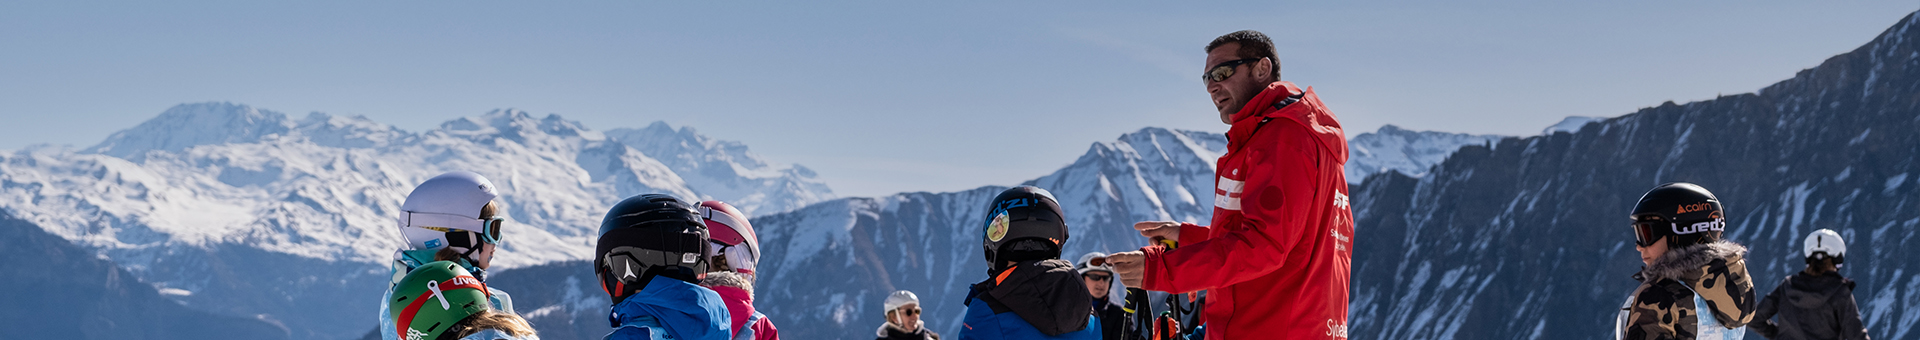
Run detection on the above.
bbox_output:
[1749,229,1871,339]
[594,194,732,340]
[382,172,518,340]
[959,186,1100,340]
[696,200,780,340]
[388,261,538,340]
[1616,183,1757,340]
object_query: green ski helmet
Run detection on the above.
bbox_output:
[390,261,493,340]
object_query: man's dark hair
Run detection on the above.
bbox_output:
[1205,30,1280,80]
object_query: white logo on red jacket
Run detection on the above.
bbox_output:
[1332,191,1349,211]
[1215,177,1245,211]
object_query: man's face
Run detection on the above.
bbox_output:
[1636,237,1667,266]
[892,303,922,331]
[1204,42,1271,124]
[1082,272,1112,299]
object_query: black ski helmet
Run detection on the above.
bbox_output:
[1629,182,1727,249]
[981,186,1069,273]
[594,194,711,304]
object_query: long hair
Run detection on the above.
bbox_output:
[442,310,536,340]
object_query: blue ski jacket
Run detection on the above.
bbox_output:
[604,278,733,340]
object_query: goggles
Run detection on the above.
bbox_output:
[1084,255,1108,267]
[407,211,506,246]
[1630,217,1666,247]
[1202,58,1263,83]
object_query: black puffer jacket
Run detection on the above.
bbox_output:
[1750,270,1870,340]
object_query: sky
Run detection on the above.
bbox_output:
[1,1,1915,197]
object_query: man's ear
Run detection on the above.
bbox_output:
[1258,58,1279,82]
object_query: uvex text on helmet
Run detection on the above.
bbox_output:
[981,186,1069,273]
[1630,182,1727,249]
[594,194,711,304]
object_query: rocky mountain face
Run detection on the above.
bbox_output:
[1346,11,1920,339]
[0,104,832,340]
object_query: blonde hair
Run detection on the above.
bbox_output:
[445,310,536,339]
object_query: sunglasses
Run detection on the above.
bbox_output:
[1630,218,1665,247]
[1083,273,1113,282]
[1202,58,1263,83]
[898,307,921,316]
[409,211,507,245]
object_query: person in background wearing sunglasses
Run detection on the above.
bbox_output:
[380,171,520,340]
[1748,229,1871,340]
[1107,29,1353,340]
[1616,182,1756,340]
[877,290,940,340]
[1076,252,1127,340]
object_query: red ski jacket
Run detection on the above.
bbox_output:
[1140,81,1353,340]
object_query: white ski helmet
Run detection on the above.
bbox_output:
[1076,252,1113,275]
[1803,229,1846,263]
[883,290,920,312]
[398,172,504,252]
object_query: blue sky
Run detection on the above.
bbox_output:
[2,1,1914,197]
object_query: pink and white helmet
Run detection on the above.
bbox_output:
[699,201,760,275]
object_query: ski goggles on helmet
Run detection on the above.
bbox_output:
[1202,58,1263,83]
[1630,216,1666,247]
[407,211,506,246]
[1084,255,1108,267]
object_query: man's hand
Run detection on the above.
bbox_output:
[1135,221,1180,244]
[1108,251,1147,287]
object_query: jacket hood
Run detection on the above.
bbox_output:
[1227,81,1348,165]
[610,278,731,340]
[979,259,1091,336]
[1639,240,1757,328]
[704,278,756,334]
[1640,240,1747,282]
[1785,271,1855,309]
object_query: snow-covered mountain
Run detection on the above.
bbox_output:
[0,104,831,340]
[1345,125,1505,183]
[1346,11,1920,339]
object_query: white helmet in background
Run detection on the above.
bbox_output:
[883,290,920,312]
[1076,252,1113,275]
[398,172,505,253]
[1803,229,1846,263]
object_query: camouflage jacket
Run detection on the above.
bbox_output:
[1617,240,1757,340]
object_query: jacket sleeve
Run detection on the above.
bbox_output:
[1749,279,1784,338]
[1838,283,1871,340]
[1142,128,1321,293]
[754,316,779,340]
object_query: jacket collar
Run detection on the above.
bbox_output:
[1223,81,1348,164]
[610,278,731,340]
[1639,240,1746,284]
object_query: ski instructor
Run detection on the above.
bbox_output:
[1107,29,1354,340]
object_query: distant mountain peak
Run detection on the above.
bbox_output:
[84,102,296,160]
[1345,125,1505,183]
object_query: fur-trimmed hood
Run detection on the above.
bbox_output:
[1640,240,1748,283]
